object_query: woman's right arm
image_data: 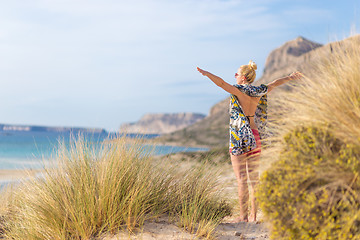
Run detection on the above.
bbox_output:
[267,72,302,92]
[197,67,244,96]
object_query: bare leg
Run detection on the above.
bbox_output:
[247,152,260,222]
[230,153,248,222]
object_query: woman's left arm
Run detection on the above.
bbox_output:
[197,67,240,95]
[267,71,303,92]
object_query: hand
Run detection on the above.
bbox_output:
[197,67,209,76]
[288,71,303,80]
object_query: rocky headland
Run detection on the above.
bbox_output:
[119,112,206,134]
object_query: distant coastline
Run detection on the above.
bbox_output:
[0,123,107,134]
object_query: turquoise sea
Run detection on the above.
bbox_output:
[0,131,207,170]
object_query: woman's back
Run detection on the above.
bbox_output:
[235,93,260,129]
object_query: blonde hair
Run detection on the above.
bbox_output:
[240,60,257,83]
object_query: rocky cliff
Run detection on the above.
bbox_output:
[258,36,322,85]
[119,113,206,134]
[156,35,360,147]
[154,100,229,147]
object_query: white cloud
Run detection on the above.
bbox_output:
[0,0,354,130]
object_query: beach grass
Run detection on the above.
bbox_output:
[257,35,360,239]
[266,35,360,146]
[0,136,230,239]
[171,162,231,238]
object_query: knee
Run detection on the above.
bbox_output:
[247,167,259,175]
[237,172,247,182]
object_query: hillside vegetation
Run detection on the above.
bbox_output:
[257,35,360,239]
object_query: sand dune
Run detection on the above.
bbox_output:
[102,216,270,240]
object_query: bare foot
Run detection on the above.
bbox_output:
[248,213,256,222]
[248,215,261,224]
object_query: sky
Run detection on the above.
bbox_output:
[0,0,359,132]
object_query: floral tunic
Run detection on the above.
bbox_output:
[229,84,268,155]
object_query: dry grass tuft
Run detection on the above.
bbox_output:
[0,136,230,240]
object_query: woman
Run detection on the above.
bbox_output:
[197,61,302,222]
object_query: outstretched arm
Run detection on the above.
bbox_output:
[197,67,241,95]
[267,71,303,92]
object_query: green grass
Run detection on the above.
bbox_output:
[0,136,231,240]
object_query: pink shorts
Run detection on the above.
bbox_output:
[229,129,261,156]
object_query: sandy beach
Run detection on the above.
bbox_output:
[102,217,270,239]
[0,169,41,183]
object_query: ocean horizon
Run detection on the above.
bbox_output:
[0,131,208,170]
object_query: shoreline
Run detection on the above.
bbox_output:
[0,169,42,182]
